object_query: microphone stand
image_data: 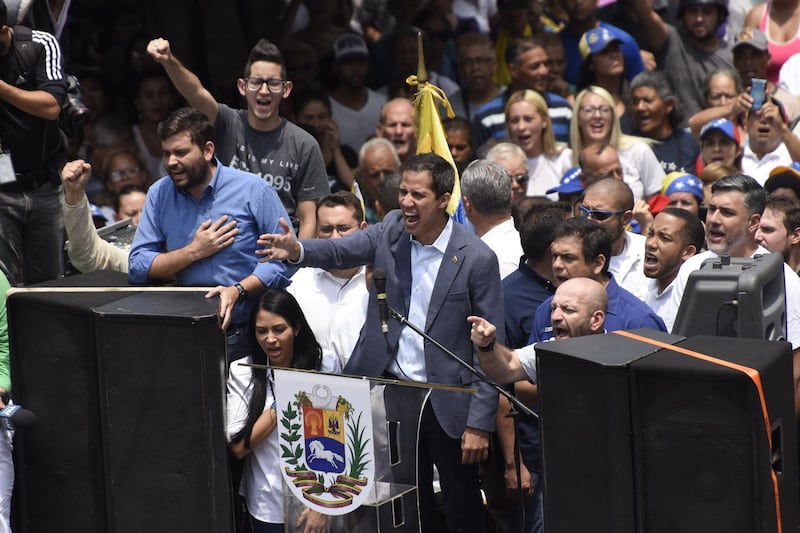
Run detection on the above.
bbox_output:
[387,304,535,531]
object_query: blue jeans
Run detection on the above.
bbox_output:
[508,470,544,533]
[0,182,63,286]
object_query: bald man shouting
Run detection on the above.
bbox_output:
[468,277,607,384]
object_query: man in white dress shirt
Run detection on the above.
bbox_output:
[461,159,523,279]
[287,192,368,369]
[643,207,705,332]
[579,178,649,302]
[668,174,800,413]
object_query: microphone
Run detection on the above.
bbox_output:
[0,404,36,431]
[373,268,389,341]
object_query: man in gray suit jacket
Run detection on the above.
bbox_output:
[259,153,504,532]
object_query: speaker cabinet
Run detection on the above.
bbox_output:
[535,330,799,533]
[630,336,798,533]
[8,274,232,532]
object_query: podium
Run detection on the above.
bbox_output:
[282,379,430,532]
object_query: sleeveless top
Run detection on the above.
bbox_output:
[759,1,800,83]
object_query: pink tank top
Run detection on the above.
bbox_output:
[759,1,800,83]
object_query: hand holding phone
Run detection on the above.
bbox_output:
[750,78,767,111]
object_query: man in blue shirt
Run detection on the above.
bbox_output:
[128,107,292,343]
[528,217,666,343]
[472,37,572,147]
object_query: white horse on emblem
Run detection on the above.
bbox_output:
[307,440,344,467]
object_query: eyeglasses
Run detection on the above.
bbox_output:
[579,105,613,116]
[108,166,141,183]
[510,173,529,186]
[244,77,287,93]
[318,224,355,236]
[579,205,626,221]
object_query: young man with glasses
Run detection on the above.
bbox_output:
[287,192,368,370]
[147,37,328,239]
[580,178,650,303]
[526,217,665,343]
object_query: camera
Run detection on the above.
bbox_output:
[61,74,91,137]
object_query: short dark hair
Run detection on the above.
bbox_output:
[520,203,572,261]
[113,185,147,214]
[765,196,800,234]
[292,87,332,118]
[317,191,364,224]
[505,37,547,67]
[658,207,705,251]
[0,2,7,27]
[711,173,767,216]
[553,217,613,275]
[401,153,455,198]
[157,107,214,148]
[443,116,472,135]
[243,39,286,79]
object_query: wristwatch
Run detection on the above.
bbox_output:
[478,339,496,352]
[234,282,248,304]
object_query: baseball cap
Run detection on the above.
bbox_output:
[546,167,584,195]
[699,118,740,143]
[765,162,800,196]
[662,171,704,202]
[732,27,769,53]
[333,33,369,62]
[579,27,623,59]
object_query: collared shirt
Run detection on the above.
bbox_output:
[644,277,680,332]
[287,266,368,370]
[503,258,555,348]
[481,217,523,280]
[388,218,454,381]
[741,142,792,186]
[528,276,666,343]
[609,231,649,303]
[129,161,292,324]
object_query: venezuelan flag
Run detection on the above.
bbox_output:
[406,34,466,225]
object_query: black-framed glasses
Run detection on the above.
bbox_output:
[579,205,625,221]
[318,224,355,236]
[244,77,287,93]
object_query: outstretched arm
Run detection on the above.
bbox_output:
[468,315,530,383]
[147,37,219,123]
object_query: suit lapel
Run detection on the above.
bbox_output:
[393,231,413,314]
[426,231,466,330]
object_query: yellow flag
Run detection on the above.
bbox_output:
[406,33,465,223]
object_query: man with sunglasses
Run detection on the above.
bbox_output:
[580,178,649,303]
[147,37,328,240]
[527,217,666,343]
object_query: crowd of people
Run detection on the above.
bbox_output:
[2,0,800,531]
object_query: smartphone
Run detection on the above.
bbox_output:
[750,78,767,111]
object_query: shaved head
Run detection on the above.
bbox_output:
[585,178,634,211]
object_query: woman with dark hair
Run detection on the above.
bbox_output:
[629,70,700,174]
[577,27,632,132]
[293,88,357,193]
[687,67,747,139]
[227,289,337,532]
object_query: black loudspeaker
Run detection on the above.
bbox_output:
[630,336,798,533]
[8,273,232,532]
[8,272,134,532]
[536,330,799,533]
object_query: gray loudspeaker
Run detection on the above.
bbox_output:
[672,253,787,341]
